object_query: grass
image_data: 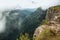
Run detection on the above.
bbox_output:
[16,33,30,40]
[33,29,60,40]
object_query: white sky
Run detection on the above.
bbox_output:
[0,0,60,10]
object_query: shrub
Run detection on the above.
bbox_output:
[16,33,30,40]
[41,20,48,25]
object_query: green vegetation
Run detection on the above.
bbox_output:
[16,33,30,40]
[16,19,60,40]
[17,29,60,40]
[21,8,46,37]
[33,29,60,40]
[16,18,60,40]
[18,5,60,40]
[41,19,48,25]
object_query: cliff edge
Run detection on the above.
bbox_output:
[33,5,60,40]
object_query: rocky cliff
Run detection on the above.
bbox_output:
[46,5,60,22]
[33,5,60,40]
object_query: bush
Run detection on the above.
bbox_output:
[17,29,60,40]
[16,33,30,40]
[41,20,48,25]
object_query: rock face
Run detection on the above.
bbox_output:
[33,5,60,40]
[34,23,60,38]
[46,5,60,22]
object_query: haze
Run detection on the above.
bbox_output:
[0,0,60,10]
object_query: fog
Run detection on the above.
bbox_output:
[0,0,60,10]
[0,12,6,33]
[0,0,60,33]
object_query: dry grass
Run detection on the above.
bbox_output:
[34,29,60,40]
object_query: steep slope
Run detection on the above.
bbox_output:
[46,5,60,22]
[0,9,35,40]
[21,8,46,37]
[22,9,36,15]
[34,5,60,40]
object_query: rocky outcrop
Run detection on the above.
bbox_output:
[33,5,60,40]
[46,5,60,22]
[34,23,60,37]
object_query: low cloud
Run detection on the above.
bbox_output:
[0,0,60,10]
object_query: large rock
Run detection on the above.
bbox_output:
[33,5,60,40]
[34,23,60,37]
[46,5,60,22]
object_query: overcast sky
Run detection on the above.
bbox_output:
[0,0,60,10]
[0,0,60,33]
